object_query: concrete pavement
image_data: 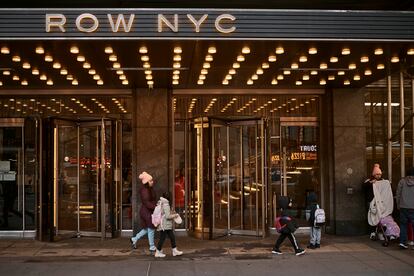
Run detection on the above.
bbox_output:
[0,234,413,275]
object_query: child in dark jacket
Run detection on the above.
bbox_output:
[306,192,322,249]
[272,196,306,256]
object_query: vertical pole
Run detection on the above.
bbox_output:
[261,120,265,238]
[387,74,392,182]
[400,71,405,177]
[226,125,230,235]
[412,80,414,167]
[101,119,106,240]
[77,126,80,236]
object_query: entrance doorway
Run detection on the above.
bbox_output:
[269,117,320,227]
[54,118,118,238]
[187,117,266,239]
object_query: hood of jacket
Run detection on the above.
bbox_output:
[405,176,414,186]
[158,197,170,204]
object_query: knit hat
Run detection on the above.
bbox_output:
[372,164,382,176]
[139,171,153,184]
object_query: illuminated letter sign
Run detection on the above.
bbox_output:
[215,14,236,33]
[158,14,178,32]
[76,13,99,33]
[107,14,135,32]
[187,14,208,33]
[45,14,66,32]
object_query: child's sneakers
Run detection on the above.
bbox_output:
[172,248,183,256]
[155,249,166,258]
[295,248,306,256]
[271,249,283,255]
[399,243,408,249]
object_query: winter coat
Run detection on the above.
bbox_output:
[308,203,318,227]
[156,197,177,231]
[396,176,414,209]
[306,192,318,227]
[368,179,393,226]
[139,184,157,229]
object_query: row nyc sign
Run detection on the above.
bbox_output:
[45,13,236,34]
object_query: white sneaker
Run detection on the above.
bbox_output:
[369,232,376,240]
[149,246,157,251]
[155,249,166,258]
[408,241,414,246]
[172,247,183,256]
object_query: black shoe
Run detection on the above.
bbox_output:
[315,243,320,248]
[307,244,316,249]
[295,248,306,256]
[271,249,283,255]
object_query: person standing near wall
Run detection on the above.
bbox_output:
[130,172,157,252]
[364,163,383,239]
[396,167,414,249]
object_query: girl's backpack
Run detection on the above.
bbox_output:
[151,202,164,227]
[314,204,326,227]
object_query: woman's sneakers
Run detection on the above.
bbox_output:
[130,238,137,249]
[172,248,183,256]
[155,249,166,258]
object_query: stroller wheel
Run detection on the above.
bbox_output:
[382,241,389,247]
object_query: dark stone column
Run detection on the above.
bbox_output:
[332,88,367,235]
[132,88,171,233]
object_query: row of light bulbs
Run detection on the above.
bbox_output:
[111,97,128,113]
[221,46,252,86]
[105,47,129,86]
[0,97,129,115]
[138,46,155,87]
[1,45,413,88]
[70,47,103,86]
[197,47,216,85]
[171,47,182,86]
[187,98,197,113]
[183,96,317,115]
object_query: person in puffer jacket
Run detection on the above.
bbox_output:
[154,192,183,258]
[396,167,414,249]
[272,196,305,256]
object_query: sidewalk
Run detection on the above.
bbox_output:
[0,233,413,261]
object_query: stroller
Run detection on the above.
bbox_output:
[370,215,400,247]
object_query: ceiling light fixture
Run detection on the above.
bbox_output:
[308,47,317,54]
[275,47,284,54]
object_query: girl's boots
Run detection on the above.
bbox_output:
[172,247,183,256]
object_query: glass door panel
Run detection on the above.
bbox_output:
[57,125,78,232]
[188,118,265,238]
[55,119,113,238]
[228,125,241,232]
[78,126,100,233]
[0,126,23,230]
[282,125,319,226]
[212,123,228,236]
